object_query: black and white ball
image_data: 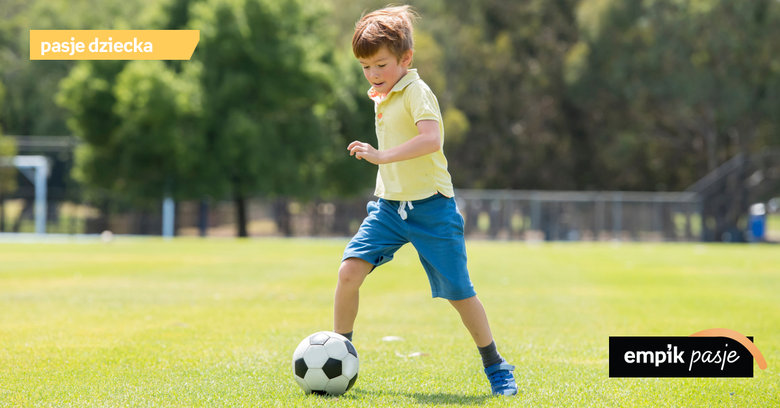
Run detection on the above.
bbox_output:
[292,331,359,395]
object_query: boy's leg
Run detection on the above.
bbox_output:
[333,257,373,337]
[336,199,408,340]
[448,295,494,347]
[449,295,518,396]
[449,295,502,367]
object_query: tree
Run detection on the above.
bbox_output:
[0,81,18,232]
[420,0,583,190]
[566,0,779,190]
[190,0,339,236]
[0,0,150,136]
[57,59,204,231]
[53,0,373,237]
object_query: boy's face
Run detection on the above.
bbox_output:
[358,46,412,96]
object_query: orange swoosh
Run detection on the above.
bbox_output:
[690,328,767,370]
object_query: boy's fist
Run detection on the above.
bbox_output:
[348,141,383,165]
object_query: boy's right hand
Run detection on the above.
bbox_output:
[348,141,383,165]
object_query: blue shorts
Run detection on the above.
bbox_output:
[342,194,476,301]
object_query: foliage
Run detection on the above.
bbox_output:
[0,0,151,136]
[191,0,332,200]
[44,0,377,236]
[188,0,371,235]
[0,83,17,194]
[0,140,17,195]
[316,52,377,198]
[416,0,585,189]
[1,0,778,219]
[112,61,203,201]
[567,0,780,189]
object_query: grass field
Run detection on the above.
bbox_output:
[1,238,778,407]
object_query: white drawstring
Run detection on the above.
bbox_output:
[397,201,414,220]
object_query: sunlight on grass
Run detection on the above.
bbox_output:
[0,239,778,407]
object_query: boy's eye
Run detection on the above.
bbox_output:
[378,64,386,68]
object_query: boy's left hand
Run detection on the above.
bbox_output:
[348,141,383,165]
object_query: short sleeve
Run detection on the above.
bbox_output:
[404,81,441,124]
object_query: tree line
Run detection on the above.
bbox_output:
[1,0,777,236]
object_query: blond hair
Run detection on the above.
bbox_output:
[352,5,418,60]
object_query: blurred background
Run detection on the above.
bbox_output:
[0,0,778,242]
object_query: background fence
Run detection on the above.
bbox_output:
[0,189,712,242]
[2,135,777,242]
[455,190,701,241]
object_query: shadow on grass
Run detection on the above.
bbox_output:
[346,388,493,405]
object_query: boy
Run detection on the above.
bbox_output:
[333,5,518,396]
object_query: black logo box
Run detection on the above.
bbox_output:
[609,336,754,377]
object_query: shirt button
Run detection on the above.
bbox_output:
[377,112,383,119]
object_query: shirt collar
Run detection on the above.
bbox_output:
[367,69,419,103]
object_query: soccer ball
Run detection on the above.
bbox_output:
[292,331,359,396]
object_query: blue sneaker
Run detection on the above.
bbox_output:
[484,361,518,396]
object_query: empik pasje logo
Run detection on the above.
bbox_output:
[609,328,768,377]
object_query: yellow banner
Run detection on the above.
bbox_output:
[30,30,199,60]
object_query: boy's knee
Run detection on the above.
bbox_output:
[449,295,479,306]
[338,258,371,287]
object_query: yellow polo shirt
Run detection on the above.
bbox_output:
[368,69,455,201]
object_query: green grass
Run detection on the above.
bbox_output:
[1,238,778,407]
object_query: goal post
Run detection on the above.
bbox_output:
[0,155,49,234]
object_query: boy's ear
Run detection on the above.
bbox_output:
[401,50,413,67]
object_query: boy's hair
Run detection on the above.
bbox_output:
[352,5,418,60]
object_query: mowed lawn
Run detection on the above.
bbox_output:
[0,238,778,407]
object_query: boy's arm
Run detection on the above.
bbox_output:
[348,120,441,165]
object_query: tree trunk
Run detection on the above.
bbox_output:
[234,194,248,237]
[12,199,32,232]
[198,199,209,237]
[273,198,292,237]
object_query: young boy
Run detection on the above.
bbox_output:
[333,5,518,396]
